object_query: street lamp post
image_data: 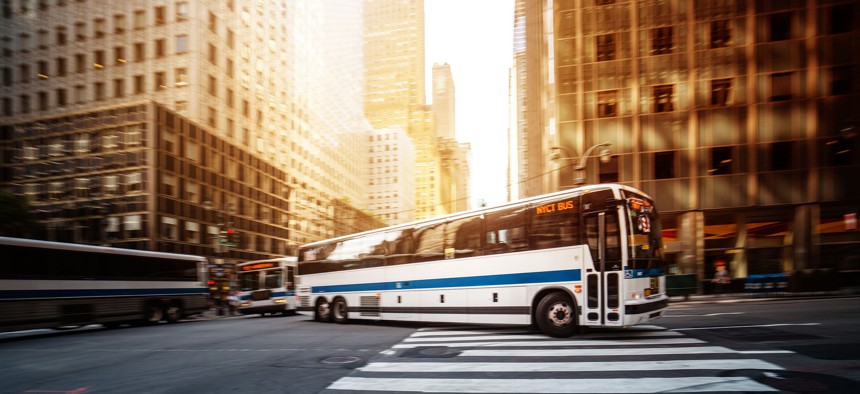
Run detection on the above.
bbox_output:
[552,142,612,187]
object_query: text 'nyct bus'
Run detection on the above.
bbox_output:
[296,184,668,337]
[0,237,209,332]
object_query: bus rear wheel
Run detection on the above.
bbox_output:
[164,303,183,323]
[315,299,332,323]
[535,292,577,338]
[331,298,348,324]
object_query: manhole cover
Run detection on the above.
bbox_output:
[322,356,361,364]
[418,347,460,356]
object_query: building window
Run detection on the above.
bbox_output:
[75,53,86,73]
[161,217,178,240]
[226,88,234,108]
[185,221,200,244]
[771,141,793,171]
[114,46,125,65]
[208,75,217,96]
[176,35,188,54]
[175,67,188,87]
[56,88,67,107]
[133,10,146,29]
[134,75,146,94]
[1,67,9,86]
[653,85,674,113]
[831,66,856,96]
[56,57,66,76]
[155,6,166,25]
[227,29,234,49]
[830,4,854,35]
[113,78,124,98]
[770,12,791,41]
[19,64,30,83]
[38,91,48,111]
[208,106,217,127]
[208,43,217,65]
[711,78,732,106]
[94,50,105,68]
[113,14,125,34]
[94,18,105,38]
[155,71,166,91]
[94,82,105,101]
[56,25,67,46]
[74,84,86,103]
[596,33,615,61]
[599,156,618,183]
[208,11,217,32]
[770,72,792,101]
[155,38,166,57]
[74,21,86,41]
[597,90,618,117]
[134,42,145,61]
[37,61,48,78]
[710,19,730,48]
[652,27,673,55]
[176,1,189,21]
[708,147,733,175]
[654,151,675,179]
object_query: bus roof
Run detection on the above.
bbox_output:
[0,236,208,261]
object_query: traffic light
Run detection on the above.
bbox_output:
[225,229,237,247]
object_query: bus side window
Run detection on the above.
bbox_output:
[386,228,414,265]
[484,207,527,255]
[446,215,483,258]
[413,222,445,262]
[529,198,580,250]
[286,267,295,291]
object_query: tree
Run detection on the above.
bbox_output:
[0,191,43,238]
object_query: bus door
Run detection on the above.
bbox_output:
[582,198,623,327]
[285,264,296,309]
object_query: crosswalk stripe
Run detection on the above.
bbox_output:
[459,346,792,357]
[358,359,783,373]
[328,377,778,393]
[393,337,704,349]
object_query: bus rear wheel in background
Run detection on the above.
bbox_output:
[314,299,332,322]
[164,303,183,323]
[331,298,348,324]
[535,292,577,338]
[142,303,164,325]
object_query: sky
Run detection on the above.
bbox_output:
[424,0,514,209]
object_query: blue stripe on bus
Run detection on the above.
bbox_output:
[0,287,208,299]
[311,269,581,294]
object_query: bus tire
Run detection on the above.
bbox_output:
[314,299,332,323]
[331,298,348,324]
[535,292,577,338]
[143,303,164,325]
[164,303,183,323]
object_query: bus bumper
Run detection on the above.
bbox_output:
[624,295,669,325]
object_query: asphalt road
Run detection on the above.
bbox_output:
[1,296,858,393]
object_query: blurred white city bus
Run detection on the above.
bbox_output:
[0,237,209,332]
[236,257,298,316]
[296,184,668,337]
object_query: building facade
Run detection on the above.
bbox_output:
[515,0,859,284]
[364,0,445,220]
[0,1,379,256]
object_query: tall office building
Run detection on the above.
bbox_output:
[0,1,380,260]
[364,0,444,220]
[369,127,416,225]
[515,0,859,283]
[431,63,455,140]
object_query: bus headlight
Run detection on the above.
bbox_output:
[628,291,642,300]
[240,302,250,308]
[274,298,286,304]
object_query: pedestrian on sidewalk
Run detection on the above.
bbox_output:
[711,260,730,295]
[227,291,239,316]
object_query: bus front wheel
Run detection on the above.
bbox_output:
[535,292,577,338]
[331,298,348,324]
[315,299,332,323]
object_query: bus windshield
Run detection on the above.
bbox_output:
[239,272,260,291]
[622,191,664,265]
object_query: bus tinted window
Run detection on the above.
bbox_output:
[414,222,445,262]
[386,228,415,265]
[446,215,483,258]
[484,207,527,255]
[529,197,580,250]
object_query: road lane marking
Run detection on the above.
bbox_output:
[358,359,783,373]
[328,377,778,392]
[392,337,704,349]
[672,323,821,331]
[459,346,793,357]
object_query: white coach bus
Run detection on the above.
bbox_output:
[296,184,668,337]
[236,257,298,316]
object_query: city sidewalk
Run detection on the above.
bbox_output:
[669,288,860,304]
